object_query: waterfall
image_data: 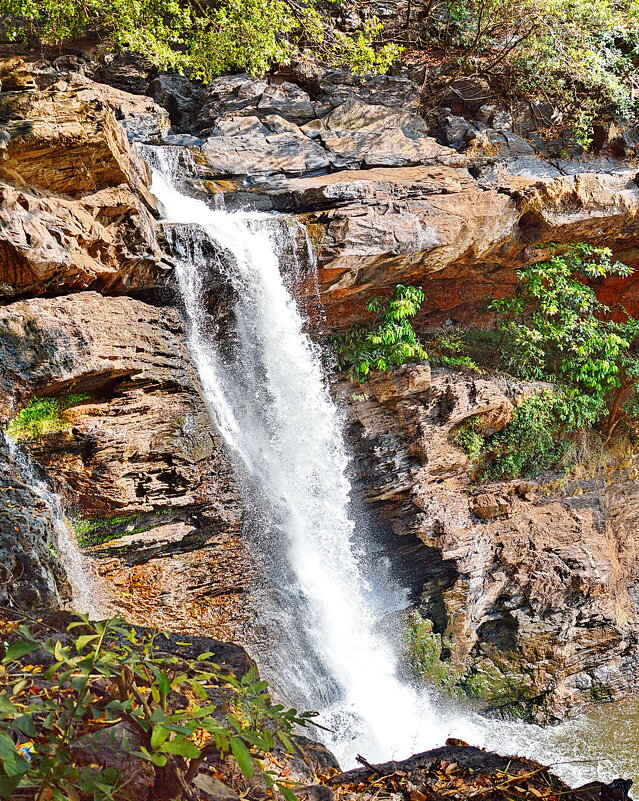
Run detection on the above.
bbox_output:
[5,436,105,619]
[145,147,624,785]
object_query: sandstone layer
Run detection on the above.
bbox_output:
[0,60,169,297]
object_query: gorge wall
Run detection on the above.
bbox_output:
[2,51,639,731]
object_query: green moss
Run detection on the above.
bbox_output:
[74,509,173,547]
[403,611,452,689]
[457,661,526,704]
[6,393,92,442]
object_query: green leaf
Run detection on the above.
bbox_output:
[158,671,171,697]
[75,634,100,651]
[139,747,168,767]
[151,725,170,749]
[0,775,22,798]
[2,641,38,663]
[160,738,201,759]
[278,784,298,801]
[230,736,254,777]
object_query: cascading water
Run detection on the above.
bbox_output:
[145,147,631,785]
[5,435,105,619]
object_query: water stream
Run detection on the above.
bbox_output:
[5,435,105,619]
[146,148,629,786]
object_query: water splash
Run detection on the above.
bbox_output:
[145,147,625,785]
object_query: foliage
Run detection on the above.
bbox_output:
[428,0,639,143]
[444,242,639,480]
[5,394,90,442]
[0,0,399,80]
[490,244,639,439]
[480,391,603,480]
[427,329,480,372]
[452,418,486,462]
[333,285,428,381]
[0,614,312,800]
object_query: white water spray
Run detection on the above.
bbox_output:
[146,148,628,785]
[6,436,105,619]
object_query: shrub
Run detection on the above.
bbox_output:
[490,243,639,438]
[0,615,312,800]
[0,0,400,80]
[333,285,428,381]
[432,0,639,142]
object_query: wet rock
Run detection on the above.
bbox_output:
[0,439,70,612]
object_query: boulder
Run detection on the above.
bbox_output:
[0,81,154,201]
[202,129,330,177]
[0,181,168,297]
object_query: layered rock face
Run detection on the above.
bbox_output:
[0,60,254,640]
[130,69,639,330]
[0,292,253,638]
[0,62,169,297]
[341,365,639,723]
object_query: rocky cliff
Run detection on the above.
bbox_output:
[341,365,639,723]
[3,49,639,733]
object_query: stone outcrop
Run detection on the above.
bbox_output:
[0,59,169,298]
[0,292,254,640]
[342,365,639,723]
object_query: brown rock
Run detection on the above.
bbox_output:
[470,493,510,519]
[0,292,255,640]
[0,83,153,201]
[343,364,639,723]
[0,182,168,297]
[0,60,169,297]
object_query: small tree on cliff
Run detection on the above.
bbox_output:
[0,0,400,80]
[333,284,428,381]
[490,243,639,438]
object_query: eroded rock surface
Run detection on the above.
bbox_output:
[0,292,254,639]
[0,439,70,612]
[342,365,639,723]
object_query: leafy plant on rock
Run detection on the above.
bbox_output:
[490,243,639,439]
[0,615,313,801]
[333,285,428,381]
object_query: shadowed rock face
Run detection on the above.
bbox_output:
[340,365,639,724]
[0,438,71,612]
[0,292,254,640]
